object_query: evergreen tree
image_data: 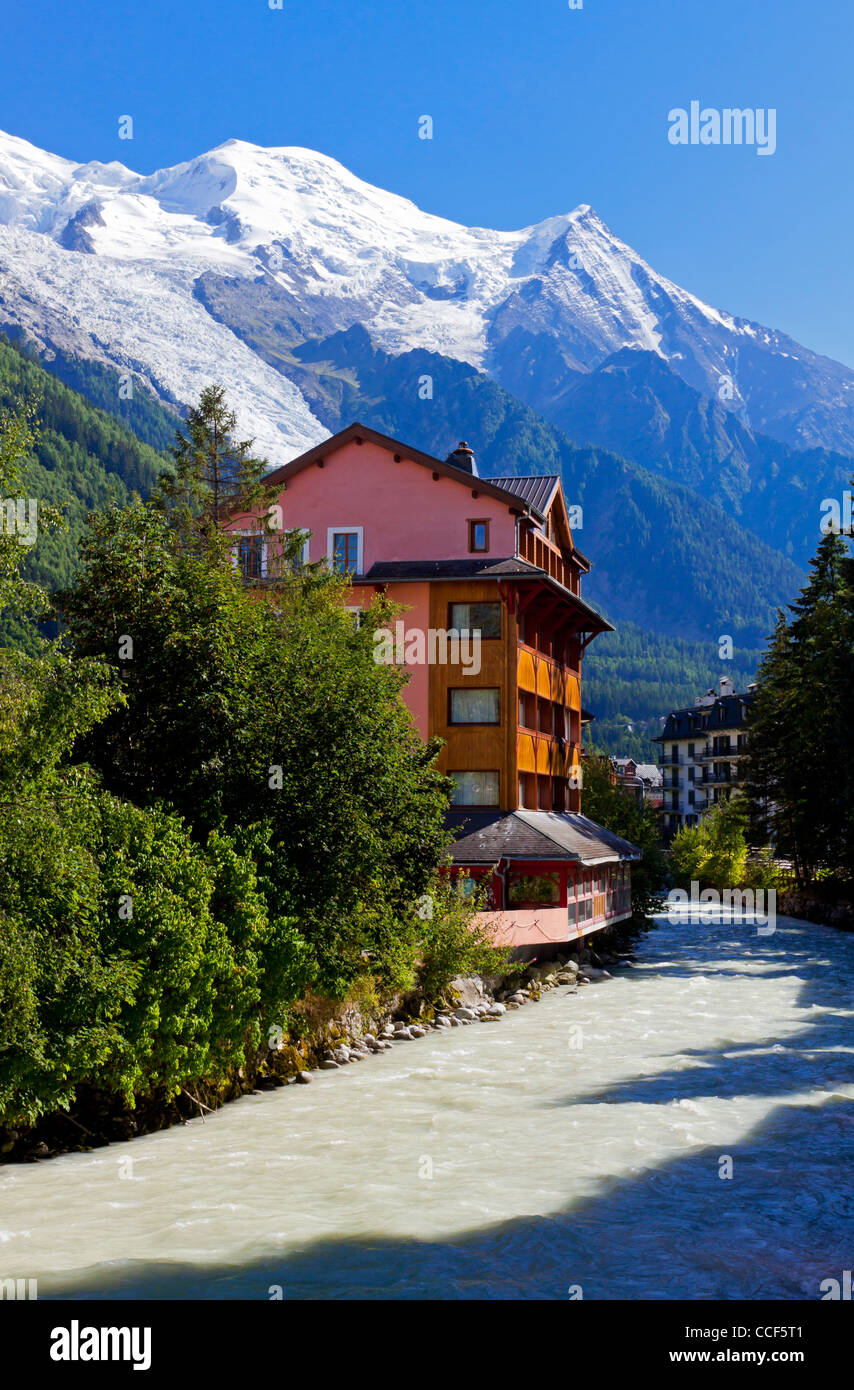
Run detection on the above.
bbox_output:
[156,384,273,555]
[746,529,854,882]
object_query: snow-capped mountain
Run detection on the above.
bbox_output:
[1,128,853,464]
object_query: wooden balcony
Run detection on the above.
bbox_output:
[518,527,579,595]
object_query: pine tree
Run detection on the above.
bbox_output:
[746,529,854,882]
[157,384,272,555]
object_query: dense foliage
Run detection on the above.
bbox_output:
[0,332,169,648]
[0,390,506,1135]
[745,529,854,884]
[60,497,463,996]
[668,796,778,892]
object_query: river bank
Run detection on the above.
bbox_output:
[778,886,854,932]
[0,923,646,1164]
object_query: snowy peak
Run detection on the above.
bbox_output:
[0,128,851,459]
[0,130,77,230]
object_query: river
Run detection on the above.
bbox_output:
[2,909,853,1300]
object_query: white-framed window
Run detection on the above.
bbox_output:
[327,526,364,575]
[232,531,266,580]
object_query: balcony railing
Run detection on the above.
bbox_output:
[518,528,579,594]
[703,767,739,786]
[703,741,747,759]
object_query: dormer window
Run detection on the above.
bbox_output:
[468,519,490,553]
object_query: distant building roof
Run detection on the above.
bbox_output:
[654,690,755,741]
[445,809,641,865]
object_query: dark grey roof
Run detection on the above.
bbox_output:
[362,557,541,581]
[481,474,560,516]
[654,690,755,741]
[445,810,641,865]
[359,559,613,631]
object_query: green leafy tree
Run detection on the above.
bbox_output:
[0,397,302,1131]
[61,484,456,997]
[0,400,65,632]
[669,796,752,891]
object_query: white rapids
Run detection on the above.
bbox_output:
[1,910,852,1299]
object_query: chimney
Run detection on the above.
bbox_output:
[446,441,478,476]
[720,676,734,697]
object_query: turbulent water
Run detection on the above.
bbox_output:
[2,910,853,1300]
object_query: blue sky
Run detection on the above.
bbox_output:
[4,0,853,364]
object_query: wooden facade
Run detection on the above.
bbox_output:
[418,577,587,815]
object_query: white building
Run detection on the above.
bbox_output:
[654,677,755,834]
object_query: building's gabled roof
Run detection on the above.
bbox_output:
[445,810,641,865]
[261,422,543,517]
[482,474,560,516]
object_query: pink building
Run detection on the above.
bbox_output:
[226,422,640,955]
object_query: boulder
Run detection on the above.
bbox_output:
[449,975,487,1008]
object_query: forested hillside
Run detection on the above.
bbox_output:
[0,334,171,643]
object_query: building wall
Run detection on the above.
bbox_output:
[258,438,519,568]
[427,579,515,807]
[460,859,633,947]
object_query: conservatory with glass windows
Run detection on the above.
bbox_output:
[445,808,640,955]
